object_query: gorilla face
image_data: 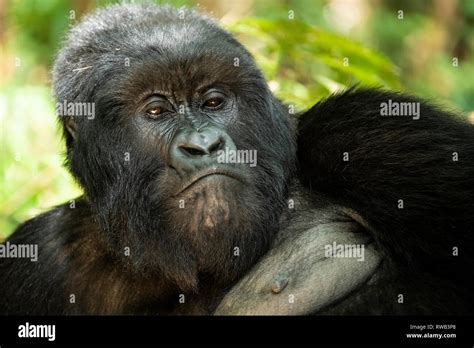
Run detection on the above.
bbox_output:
[54,5,296,290]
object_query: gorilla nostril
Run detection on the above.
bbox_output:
[208,138,224,154]
[179,144,208,157]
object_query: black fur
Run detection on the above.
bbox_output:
[0,4,472,315]
[298,89,474,314]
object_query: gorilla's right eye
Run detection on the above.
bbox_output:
[145,104,168,119]
[147,106,163,116]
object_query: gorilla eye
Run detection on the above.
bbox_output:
[202,96,225,109]
[203,98,222,108]
[145,105,167,118]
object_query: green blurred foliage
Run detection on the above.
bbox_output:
[367,0,474,112]
[1,0,472,238]
[229,18,399,109]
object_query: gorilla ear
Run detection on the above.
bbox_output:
[65,116,78,141]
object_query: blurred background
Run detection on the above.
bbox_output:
[1,0,473,238]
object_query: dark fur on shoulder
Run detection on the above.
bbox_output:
[298,88,474,312]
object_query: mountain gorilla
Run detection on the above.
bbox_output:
[1,4,473,315]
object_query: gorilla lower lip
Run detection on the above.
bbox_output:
[175,168,243,195]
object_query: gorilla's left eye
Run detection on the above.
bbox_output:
[202,93,226,109]
[203,98,223,108]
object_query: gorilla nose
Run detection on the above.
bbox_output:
[178,135,223,157]
[170,127,236,174]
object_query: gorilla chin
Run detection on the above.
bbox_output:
[171,167,249,231]
[160,165,279,289]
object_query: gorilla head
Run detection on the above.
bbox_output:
[53,4,296,290]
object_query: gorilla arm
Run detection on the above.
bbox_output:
[215,216,382,315]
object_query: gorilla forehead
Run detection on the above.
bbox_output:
[65,4,250,64]
[120,48,252,99]
[55,4,260,102]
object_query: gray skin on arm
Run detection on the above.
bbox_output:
[215,197,382,315]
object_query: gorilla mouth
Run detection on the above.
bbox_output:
[174,167,244,195]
